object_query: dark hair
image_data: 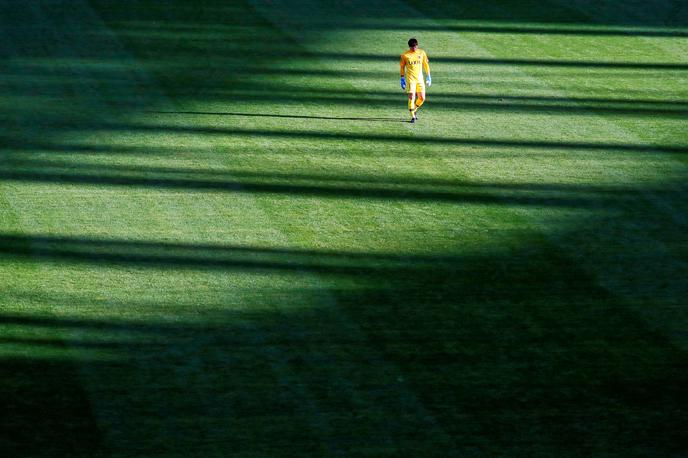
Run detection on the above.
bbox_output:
[408,38,418,47]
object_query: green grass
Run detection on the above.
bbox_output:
[1,0,687,456]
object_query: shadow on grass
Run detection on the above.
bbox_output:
[0,232,450,274]
[147,93,688,117]
[353,23,688,37]
[2,0,687,455]
[0,357,106,457]
[107,7,688,38]
[0,157,654,208]
[268,51,688,71]
[6,156,676,193]
[101,122,688,155]
[146,111,409,123]
[7,71,688,117]
[2,231,687,455]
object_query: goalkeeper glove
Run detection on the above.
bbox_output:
[400,76,406,90]
[426,74,432,86]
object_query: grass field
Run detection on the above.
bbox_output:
[1,0,687,456]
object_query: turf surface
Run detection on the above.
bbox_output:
[1,0,687,456]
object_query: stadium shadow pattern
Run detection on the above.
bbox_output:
[1,0,687,456]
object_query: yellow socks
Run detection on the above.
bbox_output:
[415,97,424,109]
[407,96,415,111]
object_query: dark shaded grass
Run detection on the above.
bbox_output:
[2,234,687,455]
[340,23,688,37]
[84,0,688,37]
[333,257,688,454]
[0,358,107,458]
[0,226,106,457]
[149,111,410,122]
[401,0,688,28]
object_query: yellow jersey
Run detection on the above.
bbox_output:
[400,48,430,81]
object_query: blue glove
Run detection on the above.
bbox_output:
[400,76,406,90]
[426,74,432,87]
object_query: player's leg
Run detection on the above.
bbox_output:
[411,84,425,122]
[407,88,417,121]
[415,86,426,110]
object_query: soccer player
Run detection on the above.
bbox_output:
[400,38,431,123]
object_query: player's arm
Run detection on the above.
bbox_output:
[423,52,431,86]
[400,55,406,90]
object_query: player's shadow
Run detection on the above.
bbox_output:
[145,111,411,123]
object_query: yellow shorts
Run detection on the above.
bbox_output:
[406,78,425,94]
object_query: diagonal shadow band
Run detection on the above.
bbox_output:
[344,24,688,38]
[249,52,688,71]
[145,111,409,123]
[146,99,688,118]
[0,232,464,274]
[0,166,642,208]
[7,156,675,194]
[106,122,688,155]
